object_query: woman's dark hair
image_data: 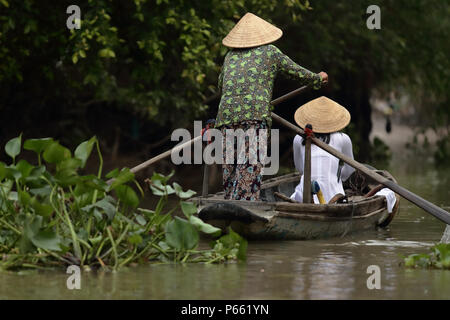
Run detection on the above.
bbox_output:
[302,133,331,145]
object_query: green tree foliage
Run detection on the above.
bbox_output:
[274,0,449,159]
[0,0,311,128]
[0,0,448,161]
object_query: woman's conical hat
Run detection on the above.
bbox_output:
[222,13,283,48]
[294,96,351,134]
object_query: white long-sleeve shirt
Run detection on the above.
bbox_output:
[290,133,397,213]
[290,133,355,203]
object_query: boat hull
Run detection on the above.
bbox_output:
[193,170,400,240]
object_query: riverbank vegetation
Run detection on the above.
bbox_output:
[403,243,450,270]
[0,136,247,271]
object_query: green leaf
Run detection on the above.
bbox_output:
[56,158,82,174]
[89,235,103,245]
[20,216,42,253]
[81,196,116,221]
[78,175,108,192]
[173,182,196,199]
[217,227,247,261]
[0,161,6,180]
[180,201,198,218]
[98,48,116,58]
[15,159,34,179]
[74,137,96,168]
[109,168,135,190]
[189,215,221,237]
[115,185,139,208]
[158,241,170,251]
[30,198,54,217]
[150,179,175,196]
[27,165,46,179]
[135,214,147,226]
[165,216,199,251]
[23,138,53,155]
[106,168,120,178]
[151,171,174,184]
[128,234,143,245]
[5,166,21,180]
[29,185,52,197]
[95,196,117,220]
[43,141,71,164]
[5,135,21,161]
[18,189,31,206]
[30,230,61,251]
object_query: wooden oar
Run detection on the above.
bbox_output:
[271,112,450,225]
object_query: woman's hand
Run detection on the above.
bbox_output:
[319,71,328,84]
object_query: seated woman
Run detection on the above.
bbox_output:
[290,97,355,204]
[290,96,397,214]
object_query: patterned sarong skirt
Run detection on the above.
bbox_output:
[220,120,267,201]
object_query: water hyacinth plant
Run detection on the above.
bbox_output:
[403,243,450,270]
[0,135,247,271]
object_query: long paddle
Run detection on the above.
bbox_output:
[270,112,450,225]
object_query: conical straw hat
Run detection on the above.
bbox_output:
[222,13,283,48]
[294,96,351,134]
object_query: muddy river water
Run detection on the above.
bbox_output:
[1,162,449,299]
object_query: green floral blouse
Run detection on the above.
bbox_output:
[215,44,323,128]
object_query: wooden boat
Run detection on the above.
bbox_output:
[191,168,400,240]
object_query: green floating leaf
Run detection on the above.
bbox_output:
[216,227,248,261]
[81,195,116,221]
[189,215,221,237]
[105,168,120,179]
[23,138,53,155]
[43,141,71,164]
[173,182,196,199]
[18,189,31,206]
[128,234,143,245]
[165,216,199,251]
[15,159,34,179]
[30,230,61,251]
[0,162,5,180]
[151,171,174,184]
[27,165,46,179]
[115,185,139,208]
[5,166,21,180]
[57,157,82,173]
[5,135,22,161]
[78,175,108,192]
[150,178,175,196]
[74,136,96,168]
[20,216,42,253]
[109,168,135,190]
[135,214,147,226]
[89,235,103,245]
[180,201,197,218]
[158,241,170,251]
[29,185,52,197]
[30,197,53,218]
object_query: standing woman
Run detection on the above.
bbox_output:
[216,12,328,201]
